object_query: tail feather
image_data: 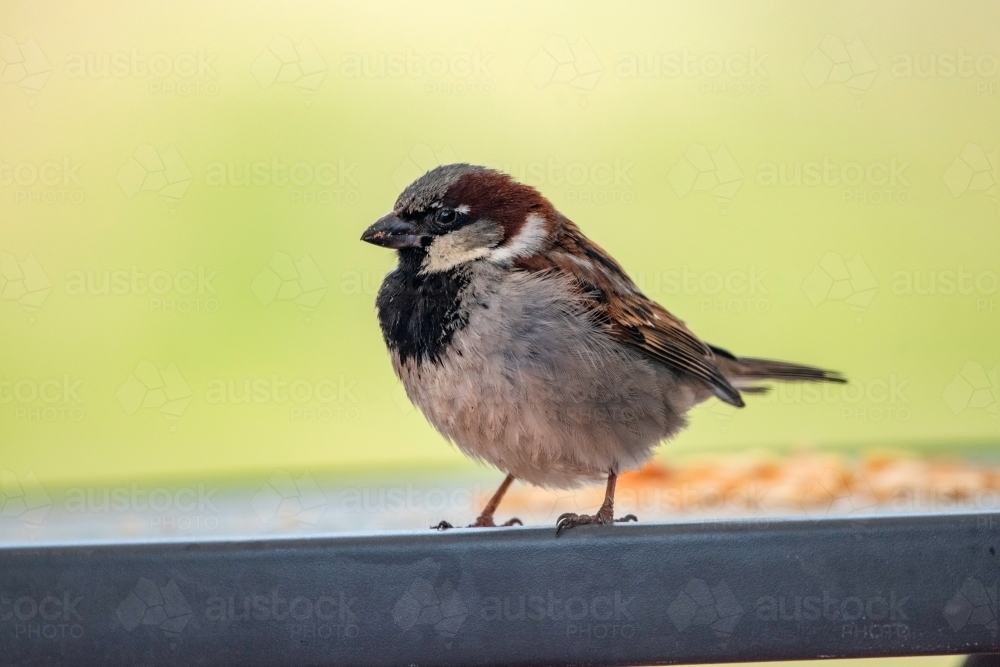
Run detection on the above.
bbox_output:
[709,344,846,396]
[729,357,846,383]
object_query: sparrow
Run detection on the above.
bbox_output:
[361,164,845,534]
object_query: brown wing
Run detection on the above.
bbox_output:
[514,216,744,407]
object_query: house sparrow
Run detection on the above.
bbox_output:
[362,164,845,534]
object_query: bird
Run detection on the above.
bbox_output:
[361,164,845,534]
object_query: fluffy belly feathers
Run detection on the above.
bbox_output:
[392,269,692,488]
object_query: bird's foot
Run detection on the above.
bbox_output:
[556,511,637,536]
[432,517,523,530]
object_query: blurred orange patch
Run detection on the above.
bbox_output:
[495,451,1000,522]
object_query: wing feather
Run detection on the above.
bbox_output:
[514,216,744,407]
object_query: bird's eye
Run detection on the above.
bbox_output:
[435,208,457,225]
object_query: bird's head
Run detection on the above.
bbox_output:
[361,164,556,273]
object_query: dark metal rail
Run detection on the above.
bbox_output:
[1,513,998,666]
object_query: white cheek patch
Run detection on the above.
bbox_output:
[419,221,502,274]
[489,213,547,264]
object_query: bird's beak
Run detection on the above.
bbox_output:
[361,213,427,249]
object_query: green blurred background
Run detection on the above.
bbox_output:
[2,0,998,493]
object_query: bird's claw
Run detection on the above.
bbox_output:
[556,511,637,536]
[434,517,523,530]
[467,516,523,528]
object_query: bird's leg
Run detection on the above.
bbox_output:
[432,473,522,530]
[469,473,522,527]
[556,470,638,535]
